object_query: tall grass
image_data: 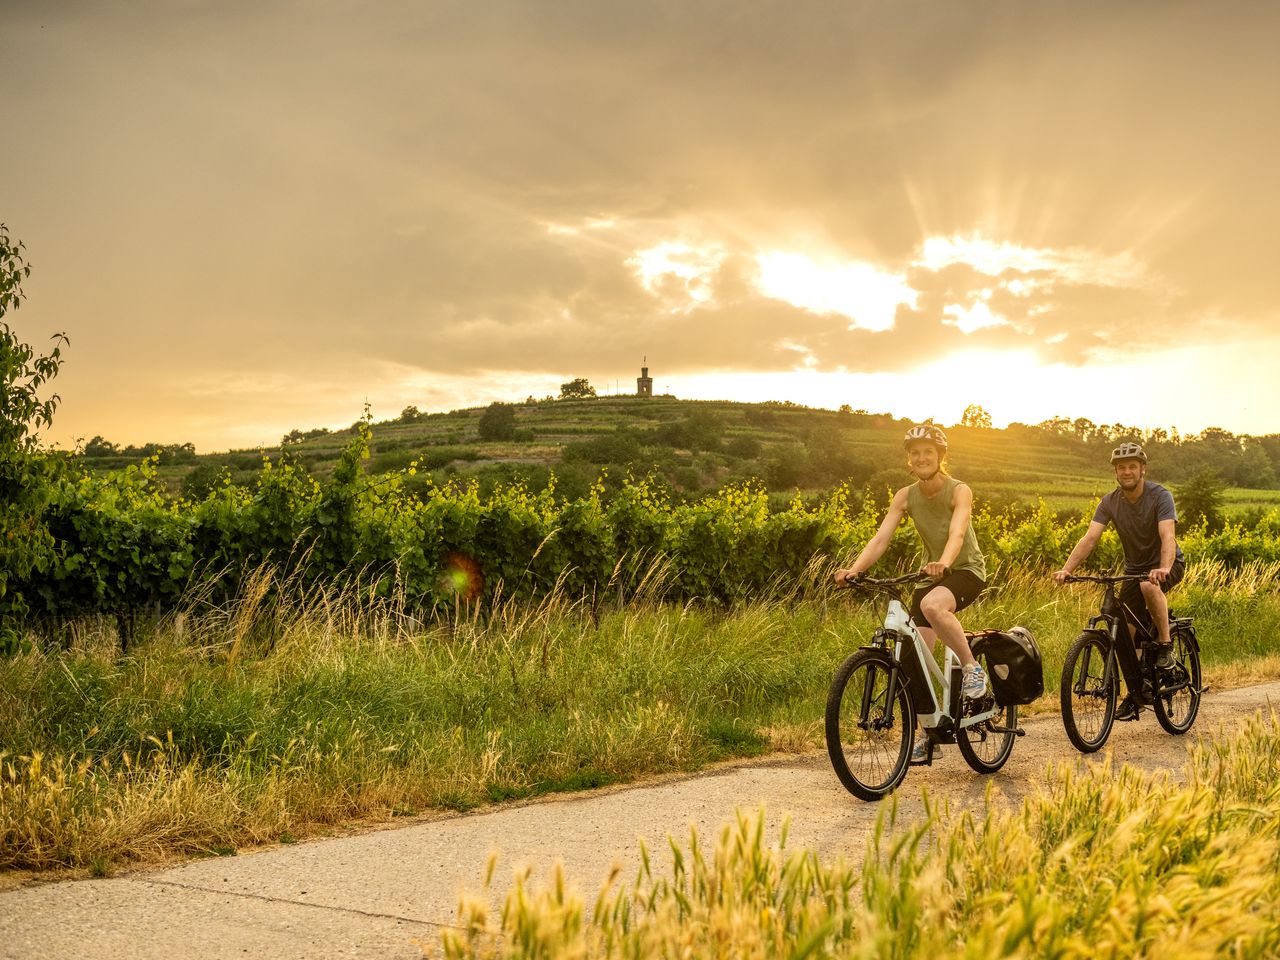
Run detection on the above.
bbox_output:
[440,713,1280,958]
[3,561,1279,873]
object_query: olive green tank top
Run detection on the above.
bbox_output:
[906,475,986,580]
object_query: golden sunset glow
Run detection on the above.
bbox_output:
[628,241,727,312]
[6,3,1278,450]
[753,251,916,332]
[916,235,1149,288]
[942,299,1005,335]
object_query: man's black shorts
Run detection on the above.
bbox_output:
[910,569,986,628]
[1119,557,1185,634]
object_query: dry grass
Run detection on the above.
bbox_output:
[5,559,1280,876]
[437,713,1280,958]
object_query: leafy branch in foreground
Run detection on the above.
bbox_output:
[1,224,69,622]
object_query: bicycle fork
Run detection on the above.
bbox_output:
[856,660,891,731]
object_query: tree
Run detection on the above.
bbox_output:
[960,404,993,429]
[683,411,724,452]
[1176,470,1226,533]
[282,426,329,446]
[1,224,68,617]
[1198,426,1240,450]
[478,401,517,441]
[559,378,597,400]
[400,405,422,422]
[1071,417,1098,442]
[654,411,724,452]
[561,427,645,464]
[1231,440,1277,489]
[83,435,119,457]
[180,462,229,501]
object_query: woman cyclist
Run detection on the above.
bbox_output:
[834,424,989,758]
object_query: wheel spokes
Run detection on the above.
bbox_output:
[838,662,903,785]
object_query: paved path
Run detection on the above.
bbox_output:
[3,681,1279,959]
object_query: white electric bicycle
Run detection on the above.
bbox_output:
[825,571,1026,800]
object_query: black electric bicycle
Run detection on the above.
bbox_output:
[825,572,1027,801]
[1059,573,1203,753]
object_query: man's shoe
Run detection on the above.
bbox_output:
[1153,643,1174,670]
[1115,693,1142,721]
[961,663,989,700]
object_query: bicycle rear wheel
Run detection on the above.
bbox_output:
[956,699,1017,773]
[825,649,914,800]
[1060,630,1118,753]
[1153,627,1202,734]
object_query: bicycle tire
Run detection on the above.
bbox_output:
[825,649,914,800]
[956,697,1017,773]
[1060,630,1118,753]
[1153,627,1202,735]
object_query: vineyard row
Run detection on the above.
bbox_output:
[14,433,1280,628]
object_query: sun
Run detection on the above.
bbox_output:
[753,250,916,332]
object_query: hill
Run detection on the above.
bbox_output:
[77,396,1280,518]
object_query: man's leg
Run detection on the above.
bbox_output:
[1114,584,1152,716]
[1140,581,1172,646]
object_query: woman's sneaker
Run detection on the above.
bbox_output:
[961,663,989,699]
[911,734,935,762]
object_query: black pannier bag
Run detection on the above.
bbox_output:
[971,626,1044,705]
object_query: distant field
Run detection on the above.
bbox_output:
[981,478,1280,518]
[1224,487,1280,510]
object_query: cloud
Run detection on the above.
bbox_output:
[9,0,1280,448]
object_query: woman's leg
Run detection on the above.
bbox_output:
[919,585,977,668]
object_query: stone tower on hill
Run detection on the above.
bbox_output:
[636,358,653,398]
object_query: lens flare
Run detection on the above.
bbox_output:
[441,552,484,601]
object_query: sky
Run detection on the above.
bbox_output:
[6,0,1280,452]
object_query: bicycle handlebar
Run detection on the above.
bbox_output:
[839,571,934,589]
[1061,573,1149,584]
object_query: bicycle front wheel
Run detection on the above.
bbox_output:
[1060,630,1118,753]
[825,649,914,801]
[1154,628,1202,735]
[957,699,1017,773]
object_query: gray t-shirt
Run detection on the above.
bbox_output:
[1092,481,1185,573]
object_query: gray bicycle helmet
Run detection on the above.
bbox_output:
[1109,441,1147,464]
[903,424,948,451]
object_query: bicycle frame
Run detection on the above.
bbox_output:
[873,591,1000,738]
[1079,575,1156,697]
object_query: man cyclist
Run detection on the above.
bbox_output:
[1052,441,1185,721]
[835,424,989,759]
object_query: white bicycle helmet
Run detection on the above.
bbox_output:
[1109,441,1147,464]
[903,424,948,451]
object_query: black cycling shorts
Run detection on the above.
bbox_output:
[910,569,986,628]
[1119,557,1185,634]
